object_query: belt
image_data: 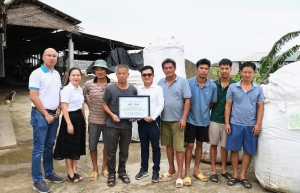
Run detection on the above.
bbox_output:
[32,107,57,114]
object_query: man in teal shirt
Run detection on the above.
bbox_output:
[184,58,217,186]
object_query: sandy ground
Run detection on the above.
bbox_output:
[0,86,271,193]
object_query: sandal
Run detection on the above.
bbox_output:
[74,173,83,181]
[118,173,131,184]
[107,174,116,187]
[160,171,176,179]
[221,172,233,179]
[227,177,238,186]
[101,169,108,178]
[183,177,191,186]
[90,172,98,181]
[175,178,183,188]
[240,179,252,189]
[68,174,79,183]
[209,174,218,183]
[193,173,208,182]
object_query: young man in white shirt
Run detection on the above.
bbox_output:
[135,65,164,183]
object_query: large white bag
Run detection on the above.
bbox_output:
[200,142,243,164]
[254,61,300,193]
[143,37,186,84]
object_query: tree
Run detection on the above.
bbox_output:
[259,30,300,81]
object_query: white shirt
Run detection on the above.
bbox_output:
[60,83,84,111]
[137,83,164,120]
[29,65,61,110]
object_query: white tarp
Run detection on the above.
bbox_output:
[143,37,186,84]
[254,61,300,193]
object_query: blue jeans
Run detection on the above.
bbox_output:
[30,108,59,183]
[137,119,161,172]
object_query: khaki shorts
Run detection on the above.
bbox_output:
[161,121,184,152]
[208,121,227,148]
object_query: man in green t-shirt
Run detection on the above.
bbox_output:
[209,59,236,182]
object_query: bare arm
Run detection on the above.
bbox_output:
[61,102,74,135]
[209,102,215,110]
[84,95,90,108]
[179,98,190,131]
[30,90,54,124]
[224,100,233,134]
[253,102,264,135]
[54,93,61,119]
[103,101,120,122]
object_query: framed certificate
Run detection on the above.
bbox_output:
[118,96,150,119]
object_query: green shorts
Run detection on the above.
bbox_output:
[161,121,184,152]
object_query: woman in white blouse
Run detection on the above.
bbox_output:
[54,67,86,183]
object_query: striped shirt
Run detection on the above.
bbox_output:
[82,77,115,124]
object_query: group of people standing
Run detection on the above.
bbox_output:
[29,47,264,193]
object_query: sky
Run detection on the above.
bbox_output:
[23,0,300,63]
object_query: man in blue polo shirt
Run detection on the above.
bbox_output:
[29,48,64,193]
[225,62,264,189]
[184,58,217,186]
[158,58,191,188]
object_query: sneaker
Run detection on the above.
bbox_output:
[44,173,64,183]
[33,180,50,193]
[151,171,159,183]
[135,168,149,180]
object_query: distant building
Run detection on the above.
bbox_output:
[231,51,300,75]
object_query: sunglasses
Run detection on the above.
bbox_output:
[141,73,153,77]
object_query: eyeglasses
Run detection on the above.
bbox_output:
[141,73,153,77]
[44,54,58,58]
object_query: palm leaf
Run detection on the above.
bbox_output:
[260,30,300,73]
[262,44,300,80]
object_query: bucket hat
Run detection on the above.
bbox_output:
[92,59,109,70]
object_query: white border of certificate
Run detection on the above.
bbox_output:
[118,96,150,119]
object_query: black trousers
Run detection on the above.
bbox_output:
[106,126,132,175]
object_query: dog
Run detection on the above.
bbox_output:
[3,91,17,107]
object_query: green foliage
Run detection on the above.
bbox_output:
[259,30,300,80]
[232,70,262,83]
[210,67,262,83]
[210,67,219,77]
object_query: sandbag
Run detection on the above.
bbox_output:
[254,61,300,193]
[143,37,186,84]
[200,142,243,164]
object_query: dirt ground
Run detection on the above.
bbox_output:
[0,86,271,193]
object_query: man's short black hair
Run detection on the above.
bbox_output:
[219,58,232,67]
[196,58,211,68]
[240,62,256,71]
[141,65,154,74]
[161,58,176,68]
